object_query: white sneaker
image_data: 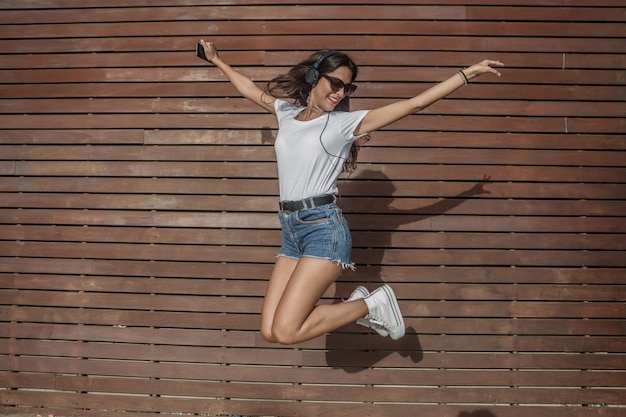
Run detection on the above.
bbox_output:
[345,286,389,337]
[363,285,405,340]
[346,285,369,301]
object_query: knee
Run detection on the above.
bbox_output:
[269,322,299,345]
[261,327,295,345]
[260,326,277,344]
[261,322,296,344]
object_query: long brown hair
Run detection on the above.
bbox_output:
[265,50,369,173]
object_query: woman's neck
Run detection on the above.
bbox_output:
[297,104,326,121]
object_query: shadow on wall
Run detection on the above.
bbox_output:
[325,168,492,372]
[339,168,491,288]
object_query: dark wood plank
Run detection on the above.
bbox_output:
[3,292,625,320]
[2,307,623,340]
[2,0,624,9]
[1,34,624,56]
[1,4,624,24]
[4,337,625,369]
[0,177,280,195]
[1,241,624,267]
[3,66,625,85]
[2,225,625,250]
[4,145,625,168]
[3,390,624,417]
[2,372,625,406]
[1,256,624,284]
[2,20,623,39]
[3,193,626,217]
[11,173,626,198]
[2,274,624,302]
[0,256,276,279]
[2,81,624,101]
[2,352,626,384]
[2,208,625,231]
[3,97,625,118]
[2,112,623,133]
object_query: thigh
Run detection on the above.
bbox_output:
[261,256,298,336]
[271,256,342,333]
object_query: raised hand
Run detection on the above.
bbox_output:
[199,39,219,63]
[464,59,505,80]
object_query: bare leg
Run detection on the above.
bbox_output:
[260,256,298,343]
[261,256,368,345]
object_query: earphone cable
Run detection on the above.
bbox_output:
[318,112,346,165]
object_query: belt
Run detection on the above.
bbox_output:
[279,194,336,211]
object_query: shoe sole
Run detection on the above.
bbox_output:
[380,284,405,340]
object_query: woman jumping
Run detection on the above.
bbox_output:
[198,40,503,345]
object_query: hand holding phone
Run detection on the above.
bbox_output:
[195,42,208,61]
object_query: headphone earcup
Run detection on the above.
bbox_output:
[304,67,319,85]
[305,50,340,86]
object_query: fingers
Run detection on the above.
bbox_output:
[480,59,504,77]
[485,59,504,67]
[199,39,217,61]
[200,39,211,51]
[488,60,504,76]
[488,65,502,77]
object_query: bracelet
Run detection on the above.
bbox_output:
[458,70,469,86]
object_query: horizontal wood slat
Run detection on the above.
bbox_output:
[2,209,625,233]
[3,355,626,389]
[2,22,625,41]
[5,145,626,166]
[1,242,625,267]
[2,279,625,302]
[1,0,624,8]
[0,306,624,334]
[3,322,626,353]
[1,5,625,23]
[0,115,624,134]
[2,395,625,417]
[1,67,625,85]
[3,98,626,117]
[2,226,626,250]
[3,129,626,150]
[1,47,625,71]
[1,36,624,55]
[1,1,624,417]
[2,84,625,103]
[3,258,624,284]
[3,373,625,404]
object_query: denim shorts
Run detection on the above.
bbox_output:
[278,202,355,270]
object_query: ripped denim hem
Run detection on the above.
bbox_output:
[275,253,356,272]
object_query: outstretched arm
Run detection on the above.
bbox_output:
[354,60,503,136]
[199,40,276,114]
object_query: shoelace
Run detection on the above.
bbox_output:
[364,316,390,331]
[357,315,383,327]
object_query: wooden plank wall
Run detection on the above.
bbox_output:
[1,1,625,416]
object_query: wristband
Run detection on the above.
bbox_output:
[458,70,469,85]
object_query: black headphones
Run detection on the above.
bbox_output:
[304,50,341,85]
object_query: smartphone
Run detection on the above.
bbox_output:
[195,43,208,61]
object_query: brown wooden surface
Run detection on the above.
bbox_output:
[0,1,624,416]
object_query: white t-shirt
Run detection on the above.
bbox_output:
[274,99,369,201]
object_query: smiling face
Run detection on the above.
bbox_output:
[309,66,354,112]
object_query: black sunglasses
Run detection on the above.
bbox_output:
[321,74,357,96]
